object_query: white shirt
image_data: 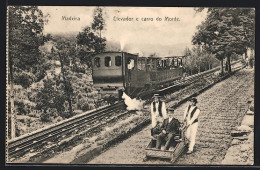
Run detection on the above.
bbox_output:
[151,101,168,128]
[183,105,200,125]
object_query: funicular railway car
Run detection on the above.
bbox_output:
[92,51,184,101]
[149,56,183,88]
[92,51,139,100]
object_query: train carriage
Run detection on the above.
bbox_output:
[92,52,147,99]
[92,51,184,100]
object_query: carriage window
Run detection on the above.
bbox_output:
[178,58,183,66]
[127,59,135,70]
[147,59,151,70]
[171,59,175,67]
[166,59,170,68]
[164,60,167,67]
[115,56,121,66]
[174,58,178,67]
[151,59,156,70]
[137,59,146,71]
[105,56,112,67]
[157,60,160,68]
[94,57,100,67]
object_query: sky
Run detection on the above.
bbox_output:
[39,6,207,57]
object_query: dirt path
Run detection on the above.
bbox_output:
[88,68,254,165]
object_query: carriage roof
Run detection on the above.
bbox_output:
[94,51,138,56]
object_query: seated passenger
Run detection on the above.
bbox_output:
[156,110,180,150]
[150,94,168,137]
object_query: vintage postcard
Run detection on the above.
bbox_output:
[6,6,255,165]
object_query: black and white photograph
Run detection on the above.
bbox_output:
[6,6,255,165]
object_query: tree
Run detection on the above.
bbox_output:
[77,48,92,68]
[192,8,255,74]
[34,35,75,119]
[9,6,47,72]
[182,46,218,75]
[92,7,105,38]
[49,38,75,117]
[58,51,74,117]
[8,6,47,139]
[183,47,192,57]
[238,9,255,58]
[35,78,66,117]
[76,7,106,67]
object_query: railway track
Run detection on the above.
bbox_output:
[7,60,242,161]
[7,102,125,159]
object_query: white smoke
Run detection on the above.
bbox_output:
[120,39,125,51]
[122,92,144,111]
[120,35,129,51]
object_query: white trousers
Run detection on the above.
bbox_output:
[185,122,198,151]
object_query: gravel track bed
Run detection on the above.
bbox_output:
[88,68,253,165]
[10,108,145,163]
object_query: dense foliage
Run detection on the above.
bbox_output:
[192,8,255,74]
[76,7,106,67]
[92,7,105,38]
[183,47,219,75]
[8,7,103,137]
[8,6,51,88]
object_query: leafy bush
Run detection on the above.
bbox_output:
[40,111,52,122]
[15,125,21,137]
[28,111,39,118]
[35,78,66,117]
[183,47,219,75]
[60,111,73,118]
[19,118,25,123]
[13,73,33,88]
[27,118,33,127]
[75,66,86,74]
[88,103,95,110]
[81,103,90,111]
[249,57,254,68]
[76,73,83,78]
[40,108,62,122]
[35,69,47,82]
[56,116,63,122]
[14,101,28,115]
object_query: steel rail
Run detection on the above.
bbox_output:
[8,102,125,158]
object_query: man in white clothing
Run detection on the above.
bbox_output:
[150,94,168,137]
[183,97,200,154]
